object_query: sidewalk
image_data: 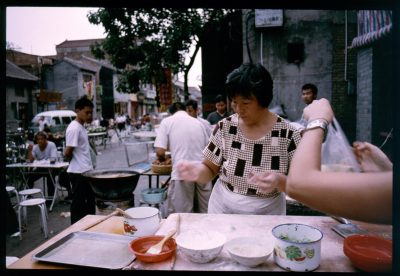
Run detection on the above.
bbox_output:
[5,135,168,259]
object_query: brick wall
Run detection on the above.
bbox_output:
[331,23,358,142]
[356,47,373,142]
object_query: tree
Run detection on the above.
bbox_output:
[6,41,22,51]
[87,8,234,100]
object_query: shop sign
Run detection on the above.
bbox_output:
[143,98,157,105]
[37,91,62,103]
[255,9,283,28]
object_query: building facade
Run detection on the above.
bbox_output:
[349,10,394,158]
[6,60,39,131]
[243,9,394,158]
[44,57,98,117]
[243,9,359,141]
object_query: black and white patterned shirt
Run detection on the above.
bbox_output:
[203,113,302,198]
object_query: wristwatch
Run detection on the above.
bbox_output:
[302,119,328,141]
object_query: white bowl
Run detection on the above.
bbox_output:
[176,230,226,263]
[272,223,323,272]
[225,237,273,267]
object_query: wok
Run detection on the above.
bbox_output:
[83,169,140,200]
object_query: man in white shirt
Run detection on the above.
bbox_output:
[26,131,58,196]
[154,102,212,215]
[64,95,95,224]
[185,99,213,138]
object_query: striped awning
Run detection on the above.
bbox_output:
[350,10,392,48]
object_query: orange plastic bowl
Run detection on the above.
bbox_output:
[343,235,392,272]
[129,235,176,263]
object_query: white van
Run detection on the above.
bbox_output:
[30,110,76,133]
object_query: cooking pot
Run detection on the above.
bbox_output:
[123,207,161,237]
[83,169,140,200]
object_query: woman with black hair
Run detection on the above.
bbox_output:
[177,63,302,215]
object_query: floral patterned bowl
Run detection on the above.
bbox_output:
[272,223,323,272]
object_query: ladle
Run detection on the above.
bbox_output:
[145,229,176,255]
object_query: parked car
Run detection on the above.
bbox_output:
[29,110,76,134]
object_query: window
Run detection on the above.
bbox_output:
[11,102,17,119]
[287,42,304,64]
[15,83,25,97]
[62,117,72,124]
[18,103,28,121]
[53,117,61,125]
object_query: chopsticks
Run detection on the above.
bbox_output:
[170,214,180,270]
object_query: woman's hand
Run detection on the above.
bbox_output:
[303,98,334,123]
[176,160,203,182]
[177,159,219,184]
[353,141,392,172]
[247,171,285,194]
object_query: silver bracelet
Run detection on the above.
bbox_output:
[301,119,328,142]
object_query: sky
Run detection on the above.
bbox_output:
[6,7,202,87]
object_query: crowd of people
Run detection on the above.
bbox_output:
[96,112,156,134]
[174,63,392,225]
[6,62,393,232]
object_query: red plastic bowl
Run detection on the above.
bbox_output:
[343,235,392,272]
[129,235,176,263]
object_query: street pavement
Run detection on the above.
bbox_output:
[5,133,168,260]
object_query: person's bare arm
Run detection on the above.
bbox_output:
[155,147,166,162]
[287,129,392,224]
[26,144,34,162]
[176,159,219,184]
[63,146,74,161]
[286,99,392,224]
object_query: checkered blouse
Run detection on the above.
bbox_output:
[203,113,302,198]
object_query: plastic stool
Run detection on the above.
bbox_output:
[6,186,20,205]
[18,188,47,218]
[18,198,49,240]
[18,188,44,201]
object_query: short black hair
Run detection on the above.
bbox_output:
[185,99,198,110]
[215,94,225,103]
[75,95,94,110]
[302,83,318,96]
[168,102,185,114]
[225,63,273,108]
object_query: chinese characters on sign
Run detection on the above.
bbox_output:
[255,9,283,28]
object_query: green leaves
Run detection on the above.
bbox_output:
[87,8,234,97]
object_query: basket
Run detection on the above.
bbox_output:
[151,164,172,174]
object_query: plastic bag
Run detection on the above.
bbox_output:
[321,117,361,172]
